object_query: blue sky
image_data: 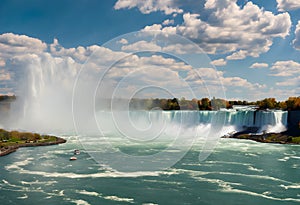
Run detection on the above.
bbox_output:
[0,0,166,46]
[0,0,299,101]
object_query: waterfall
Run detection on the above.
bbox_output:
[126,110,288,128]
[95,110,288,139]
[256,110,288,133]
[8,54,79,134]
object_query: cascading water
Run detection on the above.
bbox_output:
[8,54,79,134]
[94,109,288,139]
[255,110,288,133]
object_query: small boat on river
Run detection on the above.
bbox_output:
[74,149,80,155]
[69,156,77,161]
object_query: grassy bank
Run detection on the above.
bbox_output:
[0,129,66,156]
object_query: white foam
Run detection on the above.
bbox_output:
[17,194,28,199]
[263,191,271,195]
[6,162,178,178]
[142,203,158,205]
[278,156,290,162]
[248,166,263,172]
[280,184,300,189]
[20,180,57,186]
[2,179,29,190]
[103,195,134,203]
[71,199,91,205]
[181,167,300,203]
[216,171,292,184]
[191,175,242,189]
[220,138,285,153]
[222,187,300,203]
[204,160,252,166]
[1,178,61,199]
[245,153,258,157]
[284,151,297,156]
[2,179,9,184]
[76,190,101,197]
[59,190,64,196]
[168,168,210,176]
[172,167,294,184]
[76,189,135,203]
[143,179,183,185]
[5,157,34,170]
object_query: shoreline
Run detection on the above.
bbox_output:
[225,126,300,145]
[0,129,66,157]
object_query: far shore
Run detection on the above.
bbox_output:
[0,129,66,157]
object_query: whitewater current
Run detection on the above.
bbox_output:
[1,136,300,205]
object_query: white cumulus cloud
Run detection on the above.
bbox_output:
[140,0,292,59]
[0,33,47,58]
[250,63,269,69]
[211,59,227,66]
[162,19,175,26]
[114,0,183,15]
[0,31,295,101]
[121,40,162,52]
[277,0,300,11]
[276,76,300,86]
[185,67,265,92]
[293,21,300,50]
[270,60,300,76]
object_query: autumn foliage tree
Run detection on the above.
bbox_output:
[286,97,300,110]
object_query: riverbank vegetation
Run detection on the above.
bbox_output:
[129,97,300,111]
[0,129,66,156]
[1,95,299,111]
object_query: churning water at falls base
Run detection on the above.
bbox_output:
[1,136,300,205]
[0,110,292,204]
